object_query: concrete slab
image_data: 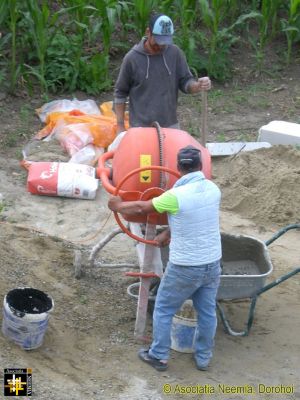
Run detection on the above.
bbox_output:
[258,120,300,145]
[206,142,271,156]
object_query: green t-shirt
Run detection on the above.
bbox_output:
[152,191,179,214]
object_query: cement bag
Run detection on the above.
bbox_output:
[27,162,98,199]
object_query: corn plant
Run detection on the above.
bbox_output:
[7,0,18,93]
[129,0,158,37]
[281,0,300,64]
[62,0,94,91]
[170,0,199,71]
[197,0,261,80]
[75,0,123,91]
[246,0,284,69]
[23,0,78,93]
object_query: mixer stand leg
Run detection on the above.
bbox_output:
[130,223,163,342]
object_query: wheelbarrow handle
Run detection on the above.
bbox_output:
[265,223,300,246]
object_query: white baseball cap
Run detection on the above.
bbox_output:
[149,14,174,45]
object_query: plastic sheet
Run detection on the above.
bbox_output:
[69,145,104,166]
[36,99,100,122]
[35,112,118,148]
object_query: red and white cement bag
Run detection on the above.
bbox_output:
[27,162,98,199]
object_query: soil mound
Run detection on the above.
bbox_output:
[213,145,300,226]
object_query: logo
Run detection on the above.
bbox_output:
[4,369,32,397]
[40,162,58,179]
[159,20,172,35]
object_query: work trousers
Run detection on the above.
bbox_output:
[149,260,221,366]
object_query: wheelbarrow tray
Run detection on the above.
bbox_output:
[217,233,273,300]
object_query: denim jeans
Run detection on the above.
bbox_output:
[149,260,221,365]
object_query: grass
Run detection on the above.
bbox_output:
[216,132,226,142]
[3,128,32,148]
[252,97,272,109]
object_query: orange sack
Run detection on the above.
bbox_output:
[35,110,119,148]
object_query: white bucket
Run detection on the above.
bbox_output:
[2,287,54,350]
[171,300,197,353]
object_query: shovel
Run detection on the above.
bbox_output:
[200,91,271,156]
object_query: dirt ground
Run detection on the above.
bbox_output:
[0,58,300,399]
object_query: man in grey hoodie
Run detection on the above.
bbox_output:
[114,14,211,133]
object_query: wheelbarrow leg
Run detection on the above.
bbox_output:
[217,267,300,336]
[217,298,258,337]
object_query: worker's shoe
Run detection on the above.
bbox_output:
[196,363,209,371]
[138,348,168,371]
[194,357,209,371]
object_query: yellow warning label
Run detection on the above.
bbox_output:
[140,155,151,183]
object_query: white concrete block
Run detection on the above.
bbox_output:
[206,142,271,156]
[258,121,300,145]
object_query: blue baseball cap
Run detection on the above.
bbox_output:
[149,14,174,45]
[177,146,201,168]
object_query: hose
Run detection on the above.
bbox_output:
[152,121,166,189]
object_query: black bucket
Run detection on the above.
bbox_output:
[2,287,54,350]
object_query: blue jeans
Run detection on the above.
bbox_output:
[149,260,221,365]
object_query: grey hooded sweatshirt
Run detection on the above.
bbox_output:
[114,38,195,128]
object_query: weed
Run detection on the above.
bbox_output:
[187,122,200,139]
[236,132,254,141]
[216,132,226,142]
[232,93,249,104]
[19,104,31,122]
[3,129,31,148]
[253,97,271,109]
[79,295,88,305]
[15,148,23,159]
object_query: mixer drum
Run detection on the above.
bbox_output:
[112,127,211,193]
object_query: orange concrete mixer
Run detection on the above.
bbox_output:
[98,125,211,243]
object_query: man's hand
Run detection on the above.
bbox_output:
[188,76,211,94]
[108,195,123,212]
[197,76,211,91]
[154,229,171,247]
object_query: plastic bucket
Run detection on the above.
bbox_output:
[171,300,197,353]
[2,287,54,350]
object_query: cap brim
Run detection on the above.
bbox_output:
[153,34,173,45]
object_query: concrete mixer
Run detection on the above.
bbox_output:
[96,124,211,340]
[98,125,211,241]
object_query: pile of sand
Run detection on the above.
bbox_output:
[213,145,300,226]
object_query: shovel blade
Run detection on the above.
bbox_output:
[206,142,271,157]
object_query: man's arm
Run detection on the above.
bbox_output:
[108,196,155,216]
[154,228,171,247]
[114,53,132,133]
[114,103,126,134]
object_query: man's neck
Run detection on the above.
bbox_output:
[144,38,164,55]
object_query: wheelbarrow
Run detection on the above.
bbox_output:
[217,223,300,336]
[126,223,299,337]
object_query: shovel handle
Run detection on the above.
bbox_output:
[201,91,208,147]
